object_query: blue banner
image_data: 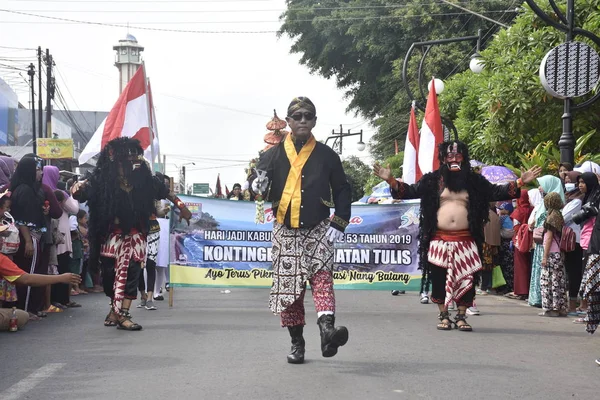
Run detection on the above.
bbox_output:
[169,195,422,290]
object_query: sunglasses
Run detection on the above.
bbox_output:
[288,112,315,121]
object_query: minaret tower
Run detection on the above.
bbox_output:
[113,34,144,94]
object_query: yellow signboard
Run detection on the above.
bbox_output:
[36,139,74,159]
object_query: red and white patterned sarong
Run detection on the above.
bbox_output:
[427,230,482,307]
[100,231,147,314]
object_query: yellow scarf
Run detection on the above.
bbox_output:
[276,133,316,227]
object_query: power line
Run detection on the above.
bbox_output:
[0,45,37,50]
[0,9,517,31]
[11,0,279,2]
[53,64,95,133]
[6,3,516,13]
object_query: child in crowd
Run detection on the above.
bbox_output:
[76,210,91,293]
[69,212,84,295]
[540,192,568,317]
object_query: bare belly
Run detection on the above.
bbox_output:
[437,201,469,231]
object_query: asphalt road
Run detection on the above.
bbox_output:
[0,288,598,400]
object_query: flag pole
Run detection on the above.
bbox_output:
[148,80,163,173]
[141,61,156,172]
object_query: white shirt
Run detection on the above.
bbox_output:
[69,215,78,231]
[563,199,582,243]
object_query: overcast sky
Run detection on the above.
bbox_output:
[0,0,376,190]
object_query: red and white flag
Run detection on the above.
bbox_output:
[79,66,152,165]
[402,103,422,184]
[417,78,444,174]
[143,80,160,165]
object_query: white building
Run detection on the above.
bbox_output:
[114,34,144,94]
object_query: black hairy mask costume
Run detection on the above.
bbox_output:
[86,138,157,270]
[415,140,516,292]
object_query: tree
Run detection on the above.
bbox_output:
[438,1,600,165]
[279,0,518,159]
[341,155,371,202]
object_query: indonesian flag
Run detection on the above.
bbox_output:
[143,81,160,165]
[402,103,422,184]
[417,78,444,174]
[79,66,152,165]
[215,174,223,198]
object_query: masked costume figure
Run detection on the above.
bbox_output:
[72,138,191,330]
[252,97,352,364]
[376,141,539,331]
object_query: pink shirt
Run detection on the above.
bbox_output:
[543,230,560,253]
[580,217,596,250]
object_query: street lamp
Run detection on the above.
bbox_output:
[174,162,195,194]
[525,0,600,165]
[325,125,365,155]
[402,29,485,138]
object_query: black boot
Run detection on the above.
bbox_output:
[287,325,305,364]
[317,314,349,358]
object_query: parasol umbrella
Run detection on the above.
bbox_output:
[481,166,518,184]
[470,160,487,168]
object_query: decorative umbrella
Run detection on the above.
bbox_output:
[481,166,518,184]
[263,110,288,151]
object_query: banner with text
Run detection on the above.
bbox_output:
[169,195,422,290]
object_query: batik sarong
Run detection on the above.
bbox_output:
[581,253,600,334]
[269,220,333,314]
[428,229,482,307]
[100,231,147,314]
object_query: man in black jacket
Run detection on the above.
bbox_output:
[253,97,352,364]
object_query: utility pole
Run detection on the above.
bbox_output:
[45,49,54,139]
[180,166,186,195]
[324,124,366,155]
[37,46,43,141]
[27,64,37,155]
[163,155,166,175]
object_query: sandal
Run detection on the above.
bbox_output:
[437,311,453,330]
[28,312,41,321]
[46,305,63,313]
[66,301,82,308]
[454,313,473,331]
[36,311,48,318]
[104,310,117,327]
[116,310,143,331]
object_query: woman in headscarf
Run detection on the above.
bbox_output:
[0,159,12,187]
[563,171,583,202]
[539,192,567,317]
[0,156,16,179]
[511,190,534,299]
[578,174,600,361]
[574,173,600,320]
[43,166,80,305]
[10,158,53,316]
[527,175,565,307]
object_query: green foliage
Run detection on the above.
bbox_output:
[279,0,517,160]
[506,129,600,176]
[341,155,372,202]
[439,1,600,165]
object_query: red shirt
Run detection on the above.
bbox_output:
[0,253,25,282]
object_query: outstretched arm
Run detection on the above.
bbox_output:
[372,163,420,199]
